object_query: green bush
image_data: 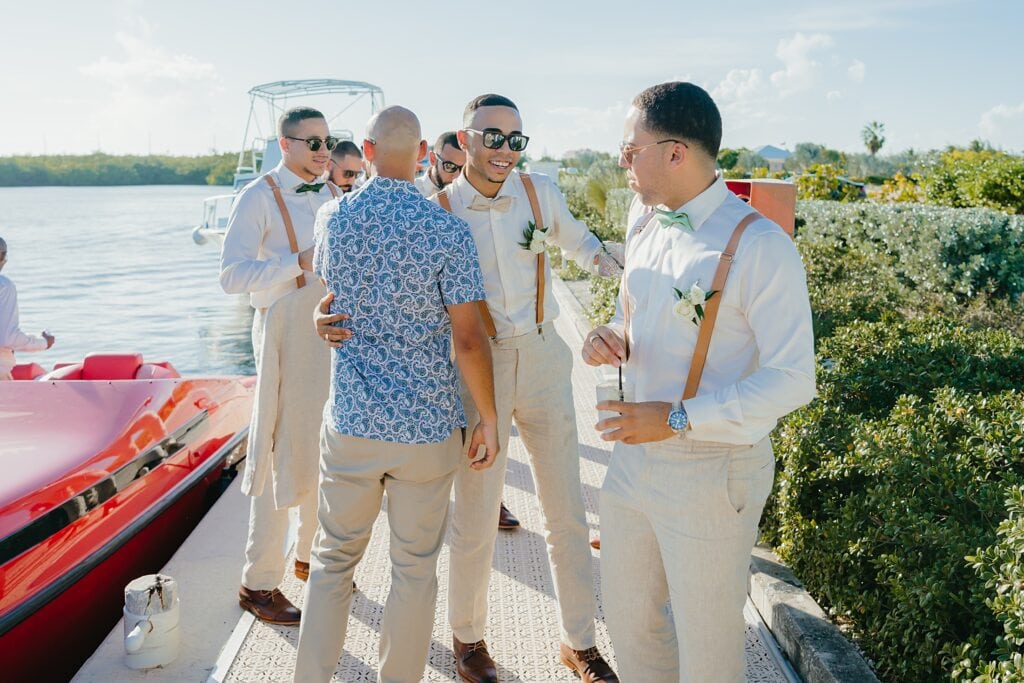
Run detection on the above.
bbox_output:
[796,163,864,201]
[925,149,1024,215]
[953,486,1024,682]
[766,318,1024,681]
[796,200,1024,306]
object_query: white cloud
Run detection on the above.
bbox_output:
[713,68,767,103]
[79,20,216,86]
[827,91,843,100]
[847,59,866,83]
[535,102,629,157]
[770,32,834,96]
[979,102,1024,151]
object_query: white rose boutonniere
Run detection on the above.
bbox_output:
[519,220,548,254]
[672,281,718,325]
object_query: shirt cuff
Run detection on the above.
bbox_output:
[681,394,719,439]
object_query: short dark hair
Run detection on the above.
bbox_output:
[434,131,459,153]
[332,140,362,160]
[463,94,519,127]
[277,106,326,137]
[632,82,722,159]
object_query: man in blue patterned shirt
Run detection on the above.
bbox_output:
[294,106,499,683]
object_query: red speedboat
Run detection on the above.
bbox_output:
[0,353,253,682]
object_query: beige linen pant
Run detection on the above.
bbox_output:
[240,305,319,590]
[294,425,461,683]
[449,323,597,649]
[601,435,775,682]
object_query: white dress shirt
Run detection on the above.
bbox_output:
[439,171,603,338]
[610,176,816,444]
[414,171,443,198]
[220,163,337,310]
[0,275,48,376]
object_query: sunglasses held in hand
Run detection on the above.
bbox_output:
[285,135,340,152]
[465,128,530,152]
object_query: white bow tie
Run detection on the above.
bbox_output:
[468,195,513,212]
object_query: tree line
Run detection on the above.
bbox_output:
[0,152,238,187]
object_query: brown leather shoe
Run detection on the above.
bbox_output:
[498,503,520,530]
[238,586,301,625]
[560,643,619,682]
[453,636,498,683]
[590,536,601,550]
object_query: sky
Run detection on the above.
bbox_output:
[0,0,1021,159]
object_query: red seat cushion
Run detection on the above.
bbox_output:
[11,363,45,380]
[81,353,144,381]
[134,362,181,379]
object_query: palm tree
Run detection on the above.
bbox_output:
[862,121,886,157]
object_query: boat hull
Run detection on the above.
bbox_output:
[0,374,253,681]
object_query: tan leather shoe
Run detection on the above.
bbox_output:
[453,636,498,683]
[498,503,520,530]
[590,536,601,550]
[238,586,301,625]
[559,643,619,682]
[295,560,358,590]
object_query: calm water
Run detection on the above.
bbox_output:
[0,185,255,375]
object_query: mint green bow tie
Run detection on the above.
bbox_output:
[295,182,324,194]
[655,208,693,230]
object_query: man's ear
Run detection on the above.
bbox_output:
[418,139,429,161]
[279,136,290,155]
[362,140,375,162]
[429,150,438,165]
[456,129,468,150]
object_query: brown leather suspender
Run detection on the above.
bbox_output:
[263,176,339,290]
[622,210,761,401]
[435,173,546,338]
[682,212,759,400]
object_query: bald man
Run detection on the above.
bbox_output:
[294,106,498,683]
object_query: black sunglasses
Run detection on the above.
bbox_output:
[285,135,339,152]
[436,156,464,174]
[336,169,363,179]
[465,128,530,152]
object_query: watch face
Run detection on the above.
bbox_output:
[668,408,688,431]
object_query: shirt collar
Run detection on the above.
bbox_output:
[450,169,518,207]
[663,173,728,232]
[361,175,419,195]
[273,162,317,193]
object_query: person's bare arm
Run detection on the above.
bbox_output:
[448,302,499,470]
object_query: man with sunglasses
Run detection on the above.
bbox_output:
[414,130,523,533]
[440,93,620,683]
[583,82,816,682]
[220,106,342,626]
[414,131,465,198]
[328,140,364,193]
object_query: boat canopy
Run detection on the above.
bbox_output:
[248,79,385,102]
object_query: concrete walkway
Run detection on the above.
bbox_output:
[76,278,801,682]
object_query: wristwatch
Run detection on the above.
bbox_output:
[667,401,689,435]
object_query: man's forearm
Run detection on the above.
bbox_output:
[454,333,497,423]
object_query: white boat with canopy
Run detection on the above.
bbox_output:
[192,79,385,245]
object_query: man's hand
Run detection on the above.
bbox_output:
[313,292,352,348]
[582,326,626,367]
[467,421,499,470]
[595,242,624,277]
[298,246,315,272]
[596,400,675,444]
[42,331,55,349]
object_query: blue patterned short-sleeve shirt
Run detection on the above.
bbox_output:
[313,176,486,444]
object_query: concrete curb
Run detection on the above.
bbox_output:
[552,275,880,683]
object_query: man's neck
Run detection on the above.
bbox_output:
[282,159,317,182]
[661,170,718,210]
[372,164,415,182]
[464,164,506,198]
